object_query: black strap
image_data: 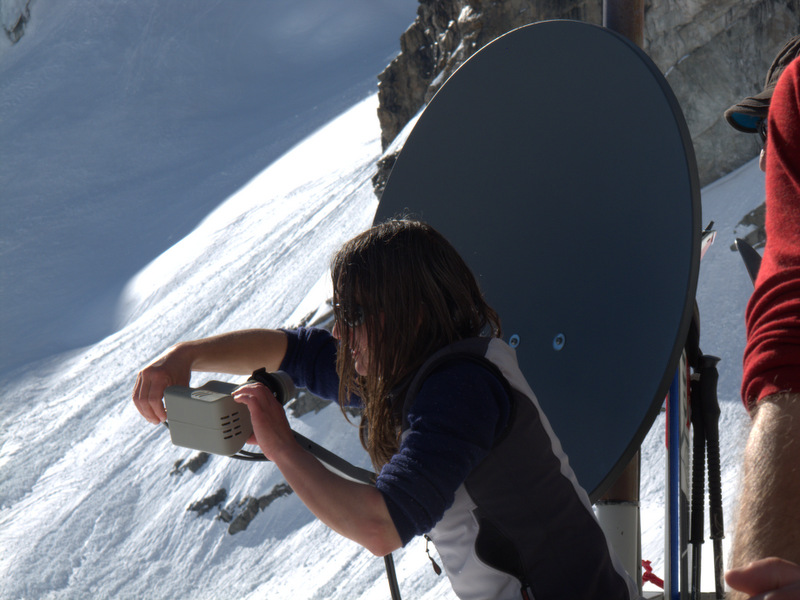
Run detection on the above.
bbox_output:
[400,338,512,432]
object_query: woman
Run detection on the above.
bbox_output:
[133,220,638,600]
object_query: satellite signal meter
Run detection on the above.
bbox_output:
[163,370,295,456]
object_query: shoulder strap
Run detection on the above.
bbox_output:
[400,338,512,431]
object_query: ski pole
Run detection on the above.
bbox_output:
[689,373,706,600]
[384,554,402,600]
[667,370,681,600]
[698,355,723,599]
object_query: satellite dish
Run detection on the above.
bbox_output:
[376,20,700,500]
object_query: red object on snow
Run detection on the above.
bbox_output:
[642,560,665,588]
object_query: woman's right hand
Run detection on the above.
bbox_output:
[132,345,191,424]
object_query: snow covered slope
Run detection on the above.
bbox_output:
[0,0,416,374]
[0,88,457,600]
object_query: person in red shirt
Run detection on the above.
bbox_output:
[723,36,800,600]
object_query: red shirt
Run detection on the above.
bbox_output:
[742,57,800,410]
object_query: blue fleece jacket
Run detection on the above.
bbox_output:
[279,327,510,544]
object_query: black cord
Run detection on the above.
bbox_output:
[235,449,268,459]
[230,451,269,461]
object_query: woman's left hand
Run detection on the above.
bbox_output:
[232,382,296,459]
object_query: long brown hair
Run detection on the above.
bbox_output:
[331,219,501,468]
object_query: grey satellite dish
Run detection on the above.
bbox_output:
[376,20,700,501]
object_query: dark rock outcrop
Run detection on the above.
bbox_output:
[375,0,800,192]
[377,0,601,152]
[170,452,212,477]
[2,0,32,43]
[187,488,228,516]
[225,483,294,535]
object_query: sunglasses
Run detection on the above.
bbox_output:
[758,119,767,146]
[334,303,365,328]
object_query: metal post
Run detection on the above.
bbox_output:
[595,4,646,593]
[384,554,402,600]
[596,456,642,590]
[603,0,644,47]
[668,371,682,600]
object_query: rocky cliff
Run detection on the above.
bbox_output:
[375,0,800,193]
[1,0,31,44]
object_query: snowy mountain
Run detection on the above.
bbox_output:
[0,0,417,375]
[1,1,763,598]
